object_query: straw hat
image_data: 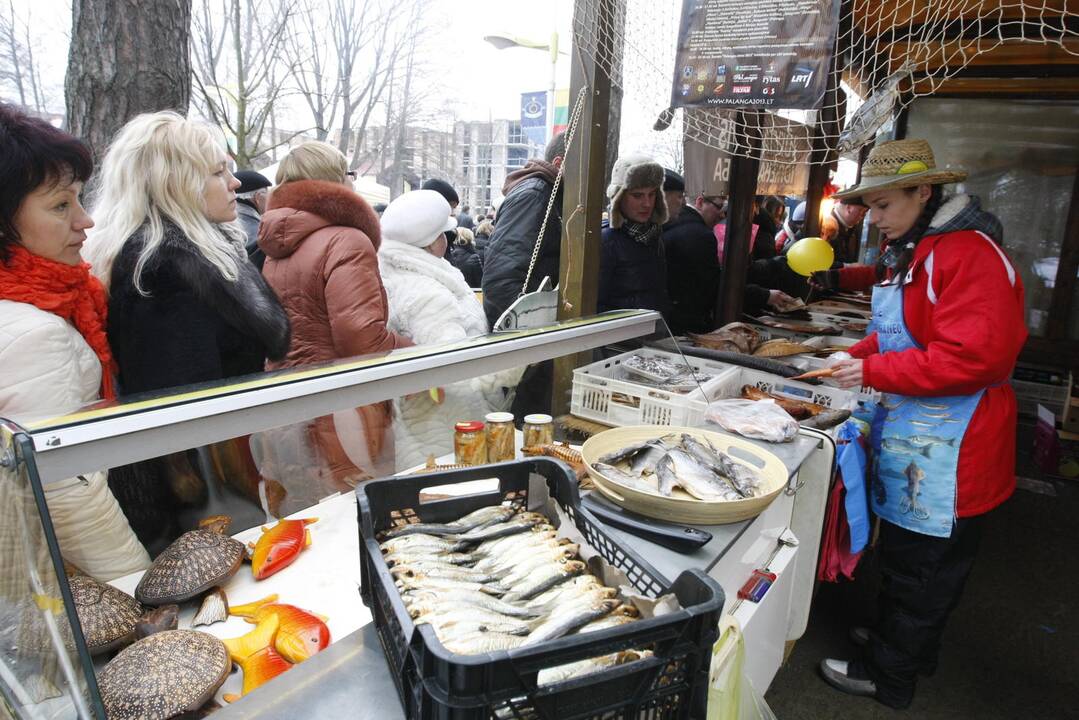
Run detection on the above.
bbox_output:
[833,139,966,202]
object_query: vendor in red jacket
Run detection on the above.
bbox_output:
[818,139,1027,709]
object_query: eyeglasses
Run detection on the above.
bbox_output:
[702,197,725,213]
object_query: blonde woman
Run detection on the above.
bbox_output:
[85,111,290,548]
[257,141,411,496]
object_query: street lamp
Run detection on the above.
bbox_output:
[483,31,564,143]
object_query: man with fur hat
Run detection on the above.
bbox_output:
[598,154,669,314]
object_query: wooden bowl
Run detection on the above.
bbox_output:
[581,425,788,525]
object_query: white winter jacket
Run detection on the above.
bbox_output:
[0,300,149,580]
[378,240,522,468]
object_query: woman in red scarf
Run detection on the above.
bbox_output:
[0,103,149,580]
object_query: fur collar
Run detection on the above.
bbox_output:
[119,222,290,360]
[266,180,381,247]
[379,239,474,299]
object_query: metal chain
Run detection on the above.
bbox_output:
[518,86,590,298]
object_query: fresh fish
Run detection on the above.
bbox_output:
[380,534,467,555]
[391,564,506,586]
[577,605,641,633]
[474,544,579,576]
[452,514,549,544]
[396,575,506,597]
[538,650,648,686]
[525,579,615,610]
[250,518,317,580]
[522,599,620,646]
[663,449,739,501]
[597,440,656,466]
[381,506,516,539]
[680,435,749,497]
[621,353,686,382]
[442,630,526,655]
[383,550,477,567]
[629,439,673,475]
[229,595,330,664]
[472,537,571,572]
[402,589,540,618]
[411,604,536,633]
[595,463,662,495]
[222,614,292,696]
[497,553,580,588]
[899,461,930,520]
[701,436,763,497]
[502,560,586,603]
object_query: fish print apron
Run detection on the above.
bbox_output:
[867,266,984,538]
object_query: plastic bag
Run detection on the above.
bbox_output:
[705,399,799,443]
[707,616,779,720]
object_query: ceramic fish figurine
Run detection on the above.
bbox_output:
[229,594,331,663]
[222,614,292,698]
[250,518,317,580]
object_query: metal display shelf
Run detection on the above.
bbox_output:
[11,311,660,485]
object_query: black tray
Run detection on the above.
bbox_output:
[357,458,725,720]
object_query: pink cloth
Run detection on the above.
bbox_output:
[714,223,760,264]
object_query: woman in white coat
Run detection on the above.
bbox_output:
[0,103,149,580]
[379,190,521,469]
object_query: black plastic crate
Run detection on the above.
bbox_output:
[357,458,725,720]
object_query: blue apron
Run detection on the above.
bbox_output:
[867,267,984,538]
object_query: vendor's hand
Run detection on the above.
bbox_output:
[830,359,864,389]
[767,290,795,308]
[809,269,840,291]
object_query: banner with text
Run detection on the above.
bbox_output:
[683,110,811,196]
[520,91,548,146]
[670,0,840,110]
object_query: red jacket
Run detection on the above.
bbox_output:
[849,230,1027,517]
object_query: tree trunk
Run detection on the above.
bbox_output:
[64,0,192,160]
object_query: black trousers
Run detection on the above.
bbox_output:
[864,515,985,708]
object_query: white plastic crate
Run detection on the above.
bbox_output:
[699,365,860,415]
[1011,364,1072,420]
[570,348,739,427]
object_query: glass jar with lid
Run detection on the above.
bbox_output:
[522,413,554,448]
[454,421,488,465]
[484,412,515,462]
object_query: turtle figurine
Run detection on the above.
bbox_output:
[135,516,245,606]
[70,574,183,656]
[96,629,230,720]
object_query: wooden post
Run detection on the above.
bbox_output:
[716,110,762,325]
[1046,171,1079,340]
[550,0,616,417]
[802,62,842,238]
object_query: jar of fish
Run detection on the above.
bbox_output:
[522,414,554,447]
[484,412,515,462]
[454,421,487,466]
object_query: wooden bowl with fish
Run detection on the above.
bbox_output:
[581,426,788,525]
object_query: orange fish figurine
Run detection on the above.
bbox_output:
[229,594,331,663]
[222,614,292,698]
[250,518,317,580]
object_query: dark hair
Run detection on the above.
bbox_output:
[544,131,567,162]
[763,195,785,215]
[880,184,945,282]
[0,104,94,263]
[422,178,459,206]
[461,204,470,212]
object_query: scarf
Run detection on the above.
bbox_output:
[0,244,117,400]
[622,220,661,245]
[502,159,560,195]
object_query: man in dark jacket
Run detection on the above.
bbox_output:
[234,170,272,269]
[457,204,475,231]
[598,154,669,314]
[751,195,785,261]
[481,131,566,329]
[665,194,786,334]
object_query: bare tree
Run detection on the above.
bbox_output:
[1,1,49,112]
[65,0,192,159]
[191,0,297,168]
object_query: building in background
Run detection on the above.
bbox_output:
[454,119,542,211]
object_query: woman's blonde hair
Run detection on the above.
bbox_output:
[454,227,475,246]
[85,111,244,292]
[475,220,494,237]
[276,141,348,185]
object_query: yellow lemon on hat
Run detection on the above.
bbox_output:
[787,236,835,276]
[897,160,928,175]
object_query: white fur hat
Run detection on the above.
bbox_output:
[380,189,457,248]
[606,154,668,229]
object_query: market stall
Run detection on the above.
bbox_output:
[0,310,847,719]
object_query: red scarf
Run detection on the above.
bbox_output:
[0,244,117,400]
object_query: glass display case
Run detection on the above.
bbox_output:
[0,310,671,719]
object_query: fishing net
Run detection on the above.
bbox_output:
[572,0,1079,164]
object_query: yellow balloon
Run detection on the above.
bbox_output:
[786,236,835,276]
